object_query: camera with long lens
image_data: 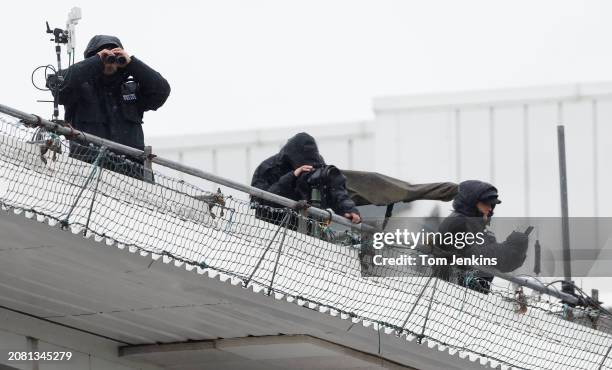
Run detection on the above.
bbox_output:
[104,54,127,65]
[296,164,344,209]
[303,165,342,187]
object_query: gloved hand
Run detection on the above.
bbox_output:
[498,231,528,271]
[506,231,529,253]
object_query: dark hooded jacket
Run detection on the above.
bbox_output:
[436,180,528,292]
[50,35,170,171]
[251,133,359,218]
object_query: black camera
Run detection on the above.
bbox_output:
[45,73,64,90]
[303,165,342,187]
[295,164,343,209]
[104,54,127,65]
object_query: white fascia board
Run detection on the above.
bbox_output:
[373,82,612,113]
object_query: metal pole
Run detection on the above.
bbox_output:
[0,104,372,233]
[557,125,572,282]
[153,155,368,231]
[0,104,143,156]
[480,266,578,305]
[143,145,153,183]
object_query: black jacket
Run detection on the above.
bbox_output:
[53,35,170,155]
[251,133,359,216]
[437,180,528,291]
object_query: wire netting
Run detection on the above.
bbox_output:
[0,112,611,370]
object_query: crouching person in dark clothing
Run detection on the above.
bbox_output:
[251,133,361,229]
[436,180,528,293]
[50,35,170,179]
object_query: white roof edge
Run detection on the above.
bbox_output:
[373,81,612,112]
[147,120,374,151]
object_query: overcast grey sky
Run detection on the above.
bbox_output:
[3,0,612,137]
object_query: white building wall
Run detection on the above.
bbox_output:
[147,82,612,218]
[0,308,161,370]
[373,82,612,217]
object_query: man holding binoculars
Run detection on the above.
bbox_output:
[97,46,131,75]
[51,35,170,177]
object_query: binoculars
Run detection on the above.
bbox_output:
[104,54,127,65]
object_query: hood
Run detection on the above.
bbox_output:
[452,180,499,217]
[278,133,324,168]
[84,35,123,58]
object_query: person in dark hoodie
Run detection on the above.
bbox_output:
[251,133,361,225]
[436,180,528,293]
[50,35,170,177]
